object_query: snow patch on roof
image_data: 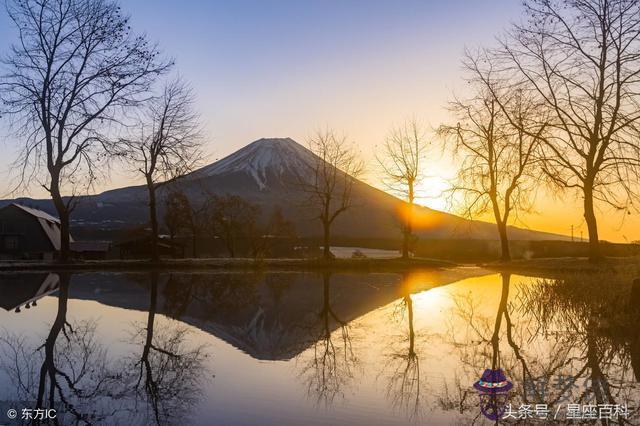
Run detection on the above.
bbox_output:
[13,203,60,223]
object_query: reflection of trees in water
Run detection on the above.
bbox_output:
[383,292,423,421]
[439,273,573,420]
[0,272,211,426]
[0,273,127,424]
[298,273,358,407]
[439,271,640,423]
[519,272,640,416]
[162,272,260,321]
[126,271,209,425]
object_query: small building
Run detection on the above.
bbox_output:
[0,203,110,260]
[0,203,71,261]
[70,240,111,260]
[113,235,184,259]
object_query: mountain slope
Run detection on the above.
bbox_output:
[0,137,569,242]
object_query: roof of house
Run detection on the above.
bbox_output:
[6,203,74,250]
[12,203,60,224]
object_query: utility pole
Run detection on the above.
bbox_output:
[571,225,574,242]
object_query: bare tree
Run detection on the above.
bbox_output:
[439,73,545,261]
[376,119,430,259]
[491,0,640,261]
[164,190,191,241]
[0,0,171,262]
[297,129,363,260]
[126,79,201,262]
[204,194,260,258]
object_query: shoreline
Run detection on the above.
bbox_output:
[482,256,640,278]
[0,257,457,273]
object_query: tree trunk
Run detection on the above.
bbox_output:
[402,183,415,260]
[491,273,510,370]
[406,295,415,357]
[50,181,71,263]
[322,220,332,260]
[147,180,160,262]
[401,220,411,260]
[192,233,198,258]
[497,221,511,262]
[143,272,158,359]
[36,273,70,408]
[583,184,601,263]
[226,231,235,258]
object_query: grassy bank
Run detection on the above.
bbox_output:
[0,257,457,273]
[484,256,640,278]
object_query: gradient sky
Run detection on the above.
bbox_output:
[0,0,638,242]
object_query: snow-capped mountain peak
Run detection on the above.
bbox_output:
[190,138,316,190]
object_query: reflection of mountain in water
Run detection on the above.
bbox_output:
[0,270,484,360]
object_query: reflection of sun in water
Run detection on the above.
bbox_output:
[411,287,452,312]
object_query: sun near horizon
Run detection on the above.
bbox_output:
[0,1,638,243]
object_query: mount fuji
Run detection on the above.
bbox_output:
[0,137,567,242]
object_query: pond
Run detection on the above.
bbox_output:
[0,268,638,425]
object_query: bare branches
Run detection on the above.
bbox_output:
[489,0,640,260]
[439,55,546,260]
[377,119,429,203]
[295,129,363,259]
[376,119,430,258]
[123,77,202,261]
[125,78,202,187]
[0,0,171,261]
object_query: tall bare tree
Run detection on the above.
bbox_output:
[164,189,198,255]
[376,119,429,259]
[0,0,171,262]
[204,194,260,258]
[164,190,191,241]
[439,68,545,262]
[491,0,640,261]
[297,129,363,260]
[127,79,201,262]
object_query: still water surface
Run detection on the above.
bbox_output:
[0,269,638,425]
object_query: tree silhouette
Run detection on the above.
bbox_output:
[164,190,194,250]
[125,79,202,262]
[0,0,171,261]
[377,119,430,259]
[488,0,640,262]
[203,194,261,258]
[439,69,545,261]
[296,129,363,260]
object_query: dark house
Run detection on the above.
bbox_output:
[114,235,184,259]
[70,241,111,260]
[0,204,69,260]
